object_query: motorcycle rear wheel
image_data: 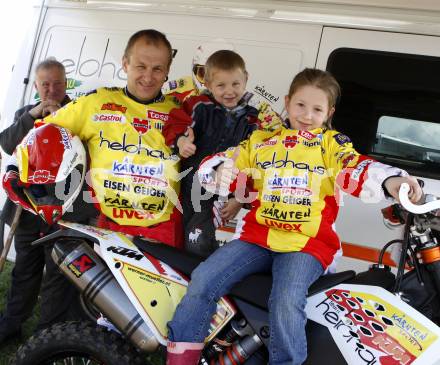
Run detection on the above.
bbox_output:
[10,321,153,365]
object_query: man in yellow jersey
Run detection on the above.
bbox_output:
[39,29,183,247]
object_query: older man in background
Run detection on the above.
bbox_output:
[0,59,90,345]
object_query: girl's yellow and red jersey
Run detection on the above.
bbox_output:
[199,126,406,268]
[39,87,183,246]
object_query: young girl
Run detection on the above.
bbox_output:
[166,68,422,365]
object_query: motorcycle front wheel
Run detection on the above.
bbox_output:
[10,321,154,365]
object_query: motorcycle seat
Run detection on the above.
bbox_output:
[133,238,356,310]
[229,270,356,310]
[133,237,204,277]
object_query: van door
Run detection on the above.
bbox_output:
[8,6,323,121]
[316,27,440,262]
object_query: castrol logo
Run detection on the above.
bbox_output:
[92,114,126,123]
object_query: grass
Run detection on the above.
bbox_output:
[0,261,164,365]
[0,261,40,365]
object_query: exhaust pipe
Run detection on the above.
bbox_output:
[51,238,159,352]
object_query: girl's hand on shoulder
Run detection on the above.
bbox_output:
[220,197,243,221]
[384,176,423,203]
[215,148,240,196]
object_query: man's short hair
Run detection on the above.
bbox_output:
[204,50,247,82]
[35,58,66,78]
[124,29,173,68]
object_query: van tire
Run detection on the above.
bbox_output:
[10,321,150,365]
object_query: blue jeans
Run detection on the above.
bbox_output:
[168,239,324,365]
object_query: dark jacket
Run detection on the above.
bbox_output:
[0,95,71,155]
[163,92,266,223]
[165,92,263,174]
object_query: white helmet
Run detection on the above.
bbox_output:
[192,39,235,93]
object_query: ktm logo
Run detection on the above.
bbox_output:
[107,246,144,261]
[101,103,127,113]
[283,135,298,148]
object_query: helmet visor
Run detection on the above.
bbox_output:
[192,64,206,85]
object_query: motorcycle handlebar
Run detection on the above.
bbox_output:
[399,183,440,214]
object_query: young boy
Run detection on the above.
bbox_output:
[163,50,282,257]
[162,39,235,102]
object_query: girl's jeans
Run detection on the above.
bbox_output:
[167,239,324,365]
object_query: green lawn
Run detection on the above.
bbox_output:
[0,261,40,365]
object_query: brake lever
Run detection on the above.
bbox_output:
[399,183,440,214]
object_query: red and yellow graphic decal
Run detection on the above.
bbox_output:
[325,288,438,364]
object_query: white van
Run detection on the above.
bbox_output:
[2,0,440,270]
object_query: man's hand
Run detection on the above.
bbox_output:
[177,127,196,158]
[384,176,423,203]
[220,197,243,221]
[29,99,62,119]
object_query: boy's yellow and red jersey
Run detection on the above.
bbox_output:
[39,87,183,245]
[199,126,406,268]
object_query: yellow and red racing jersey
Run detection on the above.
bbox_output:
[162,76,196,102]
[40,87,182,246]
[199,127,406,268]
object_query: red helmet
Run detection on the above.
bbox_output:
[10,124,86,225]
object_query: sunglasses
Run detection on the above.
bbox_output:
[192,64,206,84]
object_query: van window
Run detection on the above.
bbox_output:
[326,48,440,178]
[373,116,440,163]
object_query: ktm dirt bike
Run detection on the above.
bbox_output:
[11,183,440,365]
